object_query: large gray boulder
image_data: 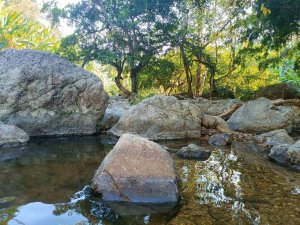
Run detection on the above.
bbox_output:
[0,49,109,136]
[228,98,295,133]
[0,123,29,147]
[91,134,179,203]
[109,96,202,140]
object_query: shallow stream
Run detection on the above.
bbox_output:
[0,135,299,225]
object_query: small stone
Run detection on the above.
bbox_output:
[177,144,211,160]
[208,133,232,147]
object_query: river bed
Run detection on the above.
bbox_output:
[0,135,299,225]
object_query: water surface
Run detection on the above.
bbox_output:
[0,136,299,225]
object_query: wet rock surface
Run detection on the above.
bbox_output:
[0,49,109,136]
[255,129,294,148]
[209,133,232,147]
[269,140,300,171]
[91,134,179,203]
[177,144,211,160]
[0,123,29,147]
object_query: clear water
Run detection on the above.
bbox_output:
[0,136,299,225]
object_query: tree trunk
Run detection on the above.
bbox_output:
[196,64,201,96]
[115,73,132,97]
[209,72,216,99]
[130,70,138,94]
[196,62,205,96]
[180,45,193,98]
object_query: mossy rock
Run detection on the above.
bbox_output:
[255,83,300,100]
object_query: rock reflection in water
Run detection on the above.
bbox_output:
[0,135,113,204]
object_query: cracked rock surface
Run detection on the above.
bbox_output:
[0,49,108,136]
[91,134,179,203]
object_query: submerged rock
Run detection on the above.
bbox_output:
[100,96,131,131]
[0,49,108,136]
[177,144,211,160]
[109,96,202,140]
[209,133,232,147]
[269,140,300,170]
[91,134,179,204]
[0,124,29,147]
[255,129,294,148]
[106,201,178,216]
[228,98,295,133]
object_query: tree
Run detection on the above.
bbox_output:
[173,0,250,97]
[45,0,179,96]
[249,0,300,48]
[5,0,40,19]
[0,1,59,51]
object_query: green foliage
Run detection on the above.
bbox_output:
[45,0,180,95]
[139,52,186,95]
[43,0,300,99]
[274,60,300,87]
[250,0,300,48]
[0,1,59,51]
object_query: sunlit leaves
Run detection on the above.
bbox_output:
[260,4,271,16]
[0,2,59,51]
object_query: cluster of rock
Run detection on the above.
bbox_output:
[107,96,299,139]
[104,96,300,170]
[108,95,240,140]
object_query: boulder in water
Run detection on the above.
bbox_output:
[255,129,294,148]
[209,133,232,147]
[0,49,109,136]
[177,144,211,160]
[91,134,179,204]
[269,140,300,171]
